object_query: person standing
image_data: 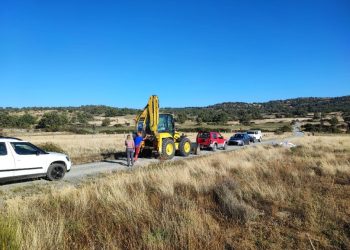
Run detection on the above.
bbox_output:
[125,134,135,167]
[134,131,143,162]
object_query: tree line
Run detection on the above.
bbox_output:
[1,96,349,132]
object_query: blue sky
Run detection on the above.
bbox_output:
[1,0,349,108]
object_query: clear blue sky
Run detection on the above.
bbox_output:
[1,0,349,108]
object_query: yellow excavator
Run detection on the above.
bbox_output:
[135,95,191,160]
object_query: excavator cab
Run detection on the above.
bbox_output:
[137,114,174,135]
[157,114,175,134]
[135,95,191,160]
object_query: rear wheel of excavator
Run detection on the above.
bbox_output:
[179,137,191,157]
[161,138,175,160]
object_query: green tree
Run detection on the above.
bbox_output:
[105,108,118,117]
[313,112,321,120]
[196,116,203,125]
[77,112,93,124]
[102,118,111,127]
[239,114,251,126]
[213,112,228,124]
[329,116,339,133]
[280,124,292,132]
[176,113,187,124]
[329,117,339,126]
[343,113,350,133]
[0,112,14,127]
[16,114,37,128]
[37,112,69,131]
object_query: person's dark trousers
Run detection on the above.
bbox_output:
[126,148,134,166]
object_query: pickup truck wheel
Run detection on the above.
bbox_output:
[223,143,227,150]
[212,143,217,151]
[258,138,262,142]
[47,163,66,181]
[179,137,191,157]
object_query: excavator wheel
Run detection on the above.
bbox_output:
[178,137,191,157]
[161,138,175,160]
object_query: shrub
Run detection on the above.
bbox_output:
[213,112,229,124]
[15,113,37,128]
[290,145,305,156]
[105,107,118,117]
[0,113,36,129]
[37,112,69,131]
[213,179,257,224]
[178,127,230,133]
[38,143,66,154]
[176,113,187,124]
[76,112,94,124]
[275,124,292,134]
[101,118,111,127]
[68,127,94,134]
[239,115,251,126]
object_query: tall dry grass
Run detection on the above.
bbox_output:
[1,135,349,249]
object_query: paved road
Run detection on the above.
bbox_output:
[67,144,247,179]
[67,123,304,182]
[0,127,303,190]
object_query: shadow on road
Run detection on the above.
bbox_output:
[101,151,126,160]
[0,176,44,186]
[102,159,129,166]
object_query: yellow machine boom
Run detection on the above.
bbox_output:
[135,95,159,135]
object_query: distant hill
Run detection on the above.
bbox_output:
[1,96,349,132]
[161,96,350,121]
[1,96,349,120]
[207,96,350,116]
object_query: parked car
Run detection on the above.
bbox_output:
[246,133,255,143]
[0,137,71,183]
[196,131,227,151]
[228,133,251,146]
[246,130,262,142]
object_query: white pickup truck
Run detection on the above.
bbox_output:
[247,130,263,142]
[0,137,71,183]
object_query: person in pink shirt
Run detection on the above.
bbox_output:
[125,134,135,167]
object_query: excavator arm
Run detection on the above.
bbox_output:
[135,95,159,135]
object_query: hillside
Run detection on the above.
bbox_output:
[0,96,349,133]
[1,96,349,116]
[208,96,350,116]
[162,95,350,119]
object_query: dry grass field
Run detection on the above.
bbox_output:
[16,132,292,164]
[0,135,349,249]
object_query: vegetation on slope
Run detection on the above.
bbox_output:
[0,136,349,249]
[0,96,349,133]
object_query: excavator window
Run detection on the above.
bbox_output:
[158,114,174,134]
[137,121,144,132]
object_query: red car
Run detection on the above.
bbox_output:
[196,131,227,151]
